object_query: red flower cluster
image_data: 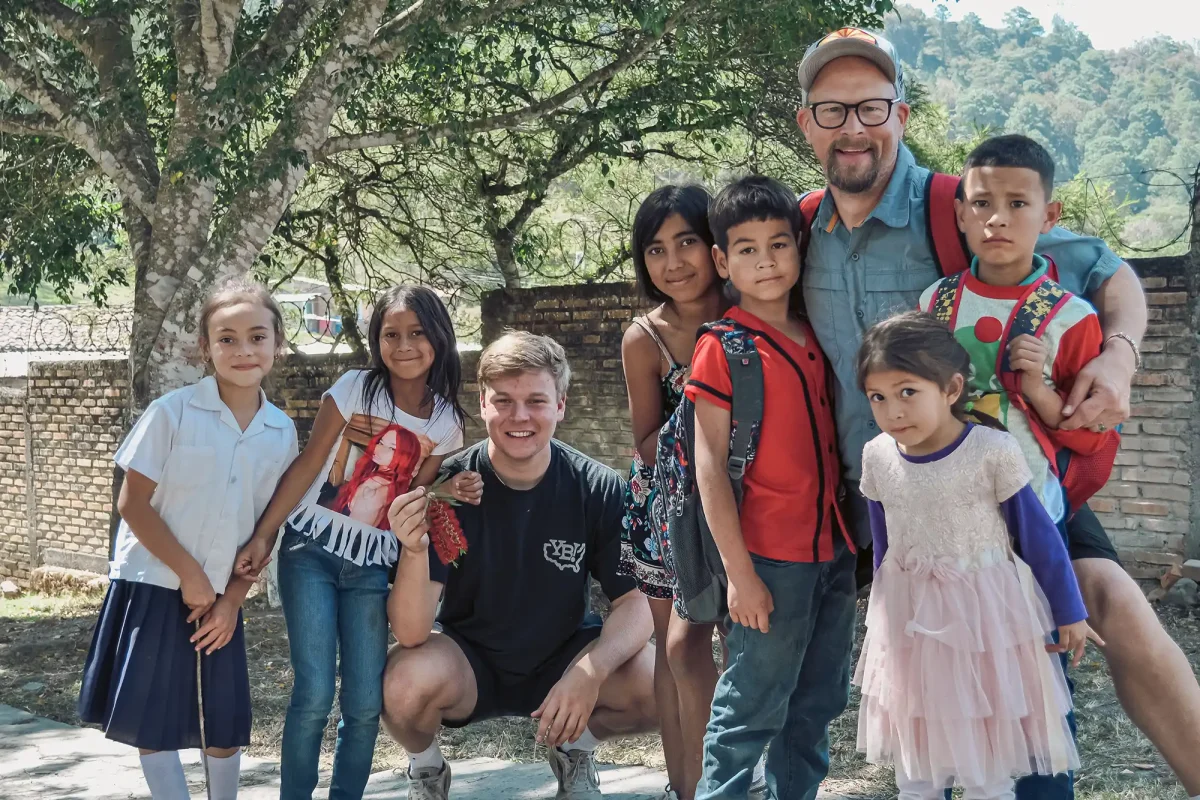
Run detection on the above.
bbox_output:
[428,497,468,566]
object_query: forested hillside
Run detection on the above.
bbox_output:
[885,5,1199,254]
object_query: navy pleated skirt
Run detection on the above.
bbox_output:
[78,579,252,751]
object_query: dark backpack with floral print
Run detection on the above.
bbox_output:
[651,320,763,624]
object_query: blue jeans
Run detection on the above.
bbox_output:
[278,527,390,800]
[697,544,857,800]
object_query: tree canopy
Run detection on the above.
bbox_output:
[0,0,895,402]
[885,3,1199,255]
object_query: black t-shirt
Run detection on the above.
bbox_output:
[429,439,635,679]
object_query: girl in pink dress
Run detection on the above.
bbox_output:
[853,312,1103,800]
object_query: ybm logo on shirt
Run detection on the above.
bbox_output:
[544,540,586,572]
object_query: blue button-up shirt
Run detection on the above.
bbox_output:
[802,143,1124,481]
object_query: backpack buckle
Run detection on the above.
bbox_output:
[727,455,747,478]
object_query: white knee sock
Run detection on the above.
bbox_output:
[962,777,1015,800]
[205,750,241,800]
[139,751,189,800]
[561,727,600,753]
[894,769,944,800]
[408,740,445,772]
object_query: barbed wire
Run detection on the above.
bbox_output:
[1067,161,1197,255]
[0,298,369,355]
[0,306,132,353]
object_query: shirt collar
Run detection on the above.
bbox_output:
[969,253,1049,286]
[816,142,917,232]
[188,375,284,435]
[866,142,916,228]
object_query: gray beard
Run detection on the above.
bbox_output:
[826,152,882,194]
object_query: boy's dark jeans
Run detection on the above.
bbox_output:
[696,542,857,800]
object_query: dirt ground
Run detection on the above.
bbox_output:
[1,591,1195,798]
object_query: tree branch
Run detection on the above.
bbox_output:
[238,0,331,80]
[193,0,394,277]
[320,0,703,159]
[0,47,157,216]
[367,0,536,61]
[26,0,89,45]
[198,0,241,86]
[0,109,60,137]
[25,0,128,70]
[0,48,74,119]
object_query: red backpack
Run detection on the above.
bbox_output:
[799,173,1117,512]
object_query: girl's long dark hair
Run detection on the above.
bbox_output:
[856,311,973,421]
[362,285,467,428]
[631,184,714,303]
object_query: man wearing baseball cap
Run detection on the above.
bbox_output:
[794,26,1200,800]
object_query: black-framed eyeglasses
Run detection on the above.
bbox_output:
[807,99,899,129]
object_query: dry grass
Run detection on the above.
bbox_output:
[1,593,1196,797]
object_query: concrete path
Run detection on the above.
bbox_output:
[0,704,667,799]
[0,705,855,799]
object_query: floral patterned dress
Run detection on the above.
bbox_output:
[620,317,688,599]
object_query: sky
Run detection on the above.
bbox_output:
[904,0,1200,51]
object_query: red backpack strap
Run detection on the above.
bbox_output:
[799,189,825,226]
[924,172,971,277]
[798,189,825,263]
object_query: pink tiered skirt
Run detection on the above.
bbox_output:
[853,548,1079,789]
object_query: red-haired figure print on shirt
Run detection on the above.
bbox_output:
[330,424,423,531]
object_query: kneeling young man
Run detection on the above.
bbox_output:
[383,330,657,800]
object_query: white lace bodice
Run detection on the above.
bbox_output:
[860,426,1032,565]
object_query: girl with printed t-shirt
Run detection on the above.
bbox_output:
[234,286,478,800]
[78,278,297,800]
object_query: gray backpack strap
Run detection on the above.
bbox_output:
[721,331,763,506]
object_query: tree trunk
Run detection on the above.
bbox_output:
[493,229,523,290]
[323,247,367,357]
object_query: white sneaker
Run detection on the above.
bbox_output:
[546,747,603,799]
[407,762,451,800]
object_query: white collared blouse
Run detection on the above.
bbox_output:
[109,376,299,593]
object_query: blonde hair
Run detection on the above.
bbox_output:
[198,276,286,351]
[478,330,571,398]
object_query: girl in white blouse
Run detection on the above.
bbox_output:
[78,277,298,799]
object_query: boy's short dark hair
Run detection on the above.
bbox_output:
[962,134,1056,199]
[708,175,802,252]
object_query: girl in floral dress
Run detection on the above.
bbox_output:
[620,185,726,800]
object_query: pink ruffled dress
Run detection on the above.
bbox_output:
[855,425,1079,790]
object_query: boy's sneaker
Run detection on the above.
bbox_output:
[407,762,451,800]
[657,787,680,800]
[546,746,602,799]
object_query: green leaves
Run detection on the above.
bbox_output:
[0,135,124,303]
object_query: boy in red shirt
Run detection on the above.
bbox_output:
[689,176,856,800]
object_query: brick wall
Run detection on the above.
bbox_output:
[0,387,30,583]
[29,360,129,574]
[1090,255,1200,579]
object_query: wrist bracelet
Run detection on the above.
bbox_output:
[1104,332,1142,372]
